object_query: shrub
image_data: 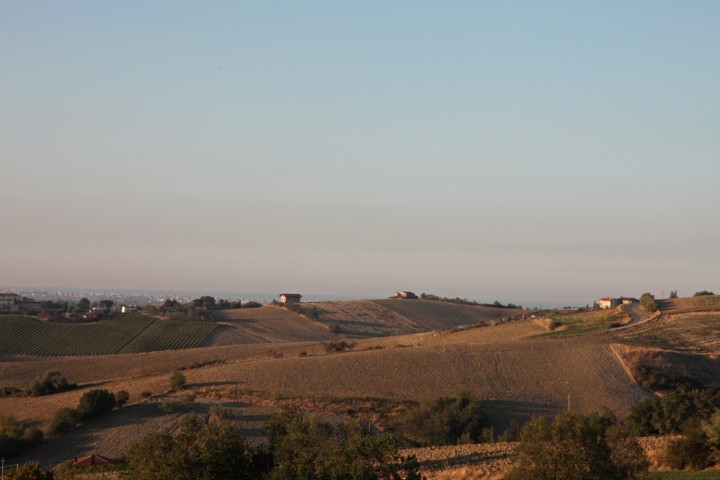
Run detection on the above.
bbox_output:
[76,389,116,421]
[115,390,130,407]
[266,408,422,480]
[0,415,44,457]
[323,340,356,353]
[125,420,262,480]
[47,408,78,436]
[640,292,658,312]
[169,370,187,392]
[628,387,720,435]
[5,462,54,480]
[694,290,715,297]
[506,412,647,480]
[393,391,487,446]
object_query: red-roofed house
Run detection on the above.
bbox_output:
[71,454,115,468]
[279,293,302,304]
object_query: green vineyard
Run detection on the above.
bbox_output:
[0,313,218,356]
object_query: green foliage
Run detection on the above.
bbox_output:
[76,389,116,421]
[266,408,422,480]
[694,291,715,297]
[170,370,187,392]
[393,391,487,446]
[47,407,79,436]
[0,313,217,356]
[628,387,720,435]
[506,412,646,480]
[419,293,521,309]
[125,420,262,480]
[640,292,658,312]
[1,371,75,398]
[5,462,54,480]
[0,415,44,458]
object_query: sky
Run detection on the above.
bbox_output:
[2,1,719,307]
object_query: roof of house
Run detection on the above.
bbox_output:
[599,297,616,301]
[71,454,115,467]
[279,293,302,298]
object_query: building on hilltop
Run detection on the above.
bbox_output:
[393,291,418,300]
[279,293,302,304]
[598,297,621,309]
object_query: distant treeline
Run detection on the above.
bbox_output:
[420,293,522,309]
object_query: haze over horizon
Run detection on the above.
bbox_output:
[2,2,719,307]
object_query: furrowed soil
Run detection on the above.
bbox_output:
[0,300,670,469]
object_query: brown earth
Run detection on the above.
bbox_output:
[6,299,700,469]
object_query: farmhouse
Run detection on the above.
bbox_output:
[0,293,21,306]
[393,291,418,300]
[598,297,621,309]
[279,293,302,304]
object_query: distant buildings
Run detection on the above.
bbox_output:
[279,293,302,304]
[598,297,637,309]
[393,291,418,300]
[0,293,20,306]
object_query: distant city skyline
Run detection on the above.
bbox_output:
[2,2,719,307]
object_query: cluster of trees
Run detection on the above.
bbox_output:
[628,386,720,470]
[419,293,522,309]
[48,388,128,436]
[145,296,261,321]
[123,409,422,480]
[393,391,489,446]
[0,415,44,460]
[694,290,716,297]
[506,411,647,480]
[0,371,75,398]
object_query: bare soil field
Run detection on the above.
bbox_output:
[617,313,720,355]
[374,299,526,331]
[658,295,720,314]
[0,301,667,470]
[211,305,335,344]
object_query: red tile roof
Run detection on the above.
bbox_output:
[280,293,302,298]
[71,454,115,467]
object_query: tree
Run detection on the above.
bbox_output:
[394,391,487,445]
[76,389,116,421]
[506,412,646,480]
[694,290,715,297]
[169,370,187,392]
[266,408,422,480]
[76,297,90,311]
[125,418,262,480]
[669,290,678,299]
[639,292,657,313]
[98,299,114,310]
[47,407,79,436]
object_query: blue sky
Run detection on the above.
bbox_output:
[2,1,719,306]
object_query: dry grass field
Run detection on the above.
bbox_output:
[7,298,715,470]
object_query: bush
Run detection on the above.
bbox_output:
[640,292,658,313]
[694,291,715,297]
[266,408,422,480]
[170,370,187,392]
[115,390,130,407]
[628,387,720,435]
[0,415,44,458]
[5,462,54,480]
[393,391,487,446]
[506,412,647,480]
[125,420,262,480]
[76,389,116,421]
[47,408,79,436]
[323,340,356,353]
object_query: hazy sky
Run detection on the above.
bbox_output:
[2,2,719,306]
